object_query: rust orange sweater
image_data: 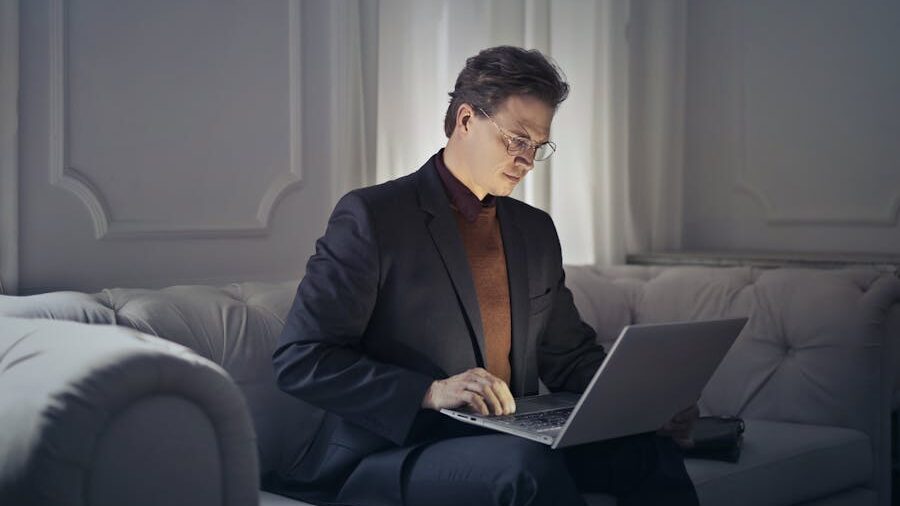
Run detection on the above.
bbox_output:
[453,205,512,385]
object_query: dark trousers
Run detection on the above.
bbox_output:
[401,426,699,506]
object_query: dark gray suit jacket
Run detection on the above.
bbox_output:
[271,153,606,505]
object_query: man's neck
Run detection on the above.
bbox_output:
[442,141,488,200]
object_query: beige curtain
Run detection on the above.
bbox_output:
[0,0,19,294]
[336,0,686,266]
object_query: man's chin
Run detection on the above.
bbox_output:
[492,180,521,197]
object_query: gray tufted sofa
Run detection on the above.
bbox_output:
[1,265,898,506]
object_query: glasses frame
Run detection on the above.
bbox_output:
[477,106,557,162]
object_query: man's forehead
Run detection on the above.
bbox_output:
[495,96,554,140]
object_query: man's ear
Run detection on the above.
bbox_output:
[456,103,475,134]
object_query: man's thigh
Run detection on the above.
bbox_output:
[402,433,586,506]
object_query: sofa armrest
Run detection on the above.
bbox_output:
[0,316,258,506]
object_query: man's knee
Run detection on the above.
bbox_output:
[405,436,585,506]
[494,439,581,505]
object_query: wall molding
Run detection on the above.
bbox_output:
[0,0,19,295]
[48,0,304,240]
[628,251,900,275]
[731,1,900,227]
[328,0,367,208]
[734,180,900,227]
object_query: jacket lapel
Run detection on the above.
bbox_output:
[416,159,487,366]
[497,197,530,397]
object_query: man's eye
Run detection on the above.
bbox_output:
[512,138,531,150]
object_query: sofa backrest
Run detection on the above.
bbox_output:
[0,281,321,477]
[3,265,898,481]
[565,264,900,450]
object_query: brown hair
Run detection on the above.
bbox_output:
[443,46,569,137]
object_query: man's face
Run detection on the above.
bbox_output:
[463,95,554,198]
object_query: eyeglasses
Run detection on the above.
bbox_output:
[477,107,557,161]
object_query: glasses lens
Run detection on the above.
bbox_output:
[507,137,531,156]
[534,142,556,161]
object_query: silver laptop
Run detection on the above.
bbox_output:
[440,317,747,449]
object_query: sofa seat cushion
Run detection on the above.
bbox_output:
[687,419,871,506]
[260,490,315,506]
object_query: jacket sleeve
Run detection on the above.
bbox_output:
[272,191,434,446]
[537,220,607,394]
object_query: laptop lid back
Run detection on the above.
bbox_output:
[552,317,747,449]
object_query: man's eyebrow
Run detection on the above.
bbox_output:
[508,125,547,143]
[516,133,552,146]
[511,120,550,144]
[522,129,551,145]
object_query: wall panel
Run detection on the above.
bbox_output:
[18,0,335,294]
[683,0,900,254]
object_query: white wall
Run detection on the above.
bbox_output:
[10,0,343,295]
[5,0,897,295]
[683,0,900,254]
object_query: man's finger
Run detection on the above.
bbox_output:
[469,379,504,415]
[464,391,489,415]
[470,368,515,414]
[483,374,514,414]
[488,378,516,415]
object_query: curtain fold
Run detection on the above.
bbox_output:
[339,0,685,266]
[0,0,19,294]
[628,0,687,254]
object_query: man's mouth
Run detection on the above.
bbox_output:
[504,173,522,183]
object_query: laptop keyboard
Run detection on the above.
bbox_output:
[493,407,574,432]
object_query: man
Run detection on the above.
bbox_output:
[272,46,699,506]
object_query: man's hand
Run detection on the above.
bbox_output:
[421,368,516,416]
[657,404,700,449]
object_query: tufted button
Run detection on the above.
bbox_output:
[230,294,249,304]
[97,290,119,311]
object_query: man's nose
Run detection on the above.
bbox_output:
[514,153,535,168]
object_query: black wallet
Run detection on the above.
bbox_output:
[682,416,745,463]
